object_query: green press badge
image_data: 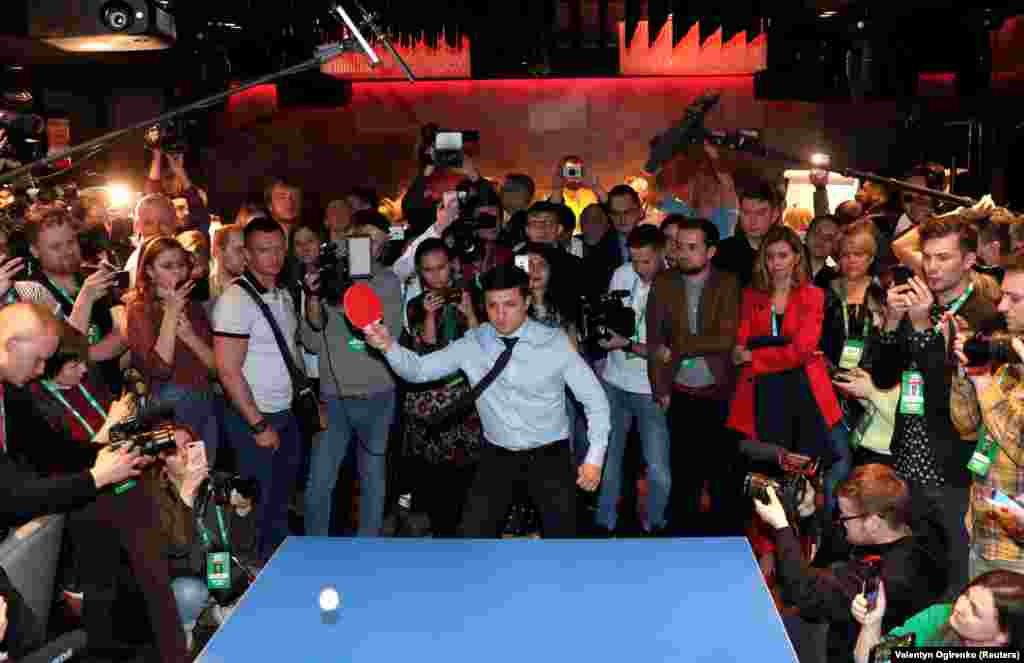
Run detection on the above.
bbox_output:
[347,337,367,353]
[838,340,864,370]
[967,429,998,477]
[899,370,925,416]
[207,552,231,590]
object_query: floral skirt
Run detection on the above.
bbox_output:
[402,374,482,466]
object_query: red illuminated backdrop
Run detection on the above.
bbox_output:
[321,32,471,80]
[618,18,767,76]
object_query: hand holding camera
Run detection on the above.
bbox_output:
[80,266,119,305]
[90,444,147,489]
[752,485,790,529]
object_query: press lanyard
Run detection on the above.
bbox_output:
[839,283,872,340]
[45,276,101,344]
[197,503,231,552]
[936,283,974,331]
[42,381,108,439]
[630,276,648,344]
[771,304,781,336]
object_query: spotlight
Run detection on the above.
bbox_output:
[106,183,133,209]
[810,153,830,167]
[101,1,137,32]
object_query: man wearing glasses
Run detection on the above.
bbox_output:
[606,184,646,266]
[752,463,946,663]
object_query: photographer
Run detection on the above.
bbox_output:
[752,464,946,663]
[302,211,403,536]
[155,426,257,649]
[549,155,605,229]
[950,255,1024,579]
[594,225,671,536]
[0,304,186,663]
[873,215,999,594]
[145,147,210,236]
[398,239,481,537]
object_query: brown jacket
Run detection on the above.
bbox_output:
[646,267,741,401]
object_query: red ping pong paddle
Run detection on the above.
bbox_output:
[343,282,384,329]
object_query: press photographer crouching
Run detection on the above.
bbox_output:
[155,425,258,651]
[951,255,1024,580]
[0,304,188,662]
[752,464,947,663]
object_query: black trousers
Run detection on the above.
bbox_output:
[408,457,477,538]
[668,390,744,536]
[460,440,577,538]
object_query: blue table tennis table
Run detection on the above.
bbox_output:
[198,536,797,662]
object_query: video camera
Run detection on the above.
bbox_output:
[313,235,373,304]
[578,290,636,345]
[963,315,1018,368]
[108,403,177,456]
[432,129,479,169]
[143,120,188,154]
[442,180,499,262]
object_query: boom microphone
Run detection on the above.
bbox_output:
[643,91,721,176]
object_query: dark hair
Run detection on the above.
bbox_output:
[739,179,783,208]
[836,464,912,529]
[607,184,642,209]
[43,321,90,381]
[480,262,530,298]
[243,217,285,246]
[347,186,379,211]
[919,214,979,256]
[517,242,576,326]
[627,224,665,250]
[263,176,301,209]
[936,571,1024,648]
[351,209,391,236]
[414,237,450,269]
[660,214,687,236]
[675,217,720,247]
[503,174,535,198]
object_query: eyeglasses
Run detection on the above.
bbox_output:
[836,512,872,526]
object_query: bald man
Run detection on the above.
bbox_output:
[0,304,147,658]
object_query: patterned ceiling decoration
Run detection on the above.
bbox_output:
[619,15,767,76]
[321,31,471,80]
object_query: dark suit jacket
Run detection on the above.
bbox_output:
[646,267,741,401]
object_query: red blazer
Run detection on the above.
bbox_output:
[726,283,841,438]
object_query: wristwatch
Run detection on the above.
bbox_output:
[249,419,269,435]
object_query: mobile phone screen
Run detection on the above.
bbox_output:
[514,255,530,273]
[435,132,463,151]
[186,442,207,472]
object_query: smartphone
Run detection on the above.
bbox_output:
[347,236,373,279]
[113,270,131,290]
[864,576,880,611]
[562,164,583,179]
[186,441,207,472]
[514,254,530,273]
[891,265,914,286]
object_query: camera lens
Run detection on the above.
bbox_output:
[101,1,136,32]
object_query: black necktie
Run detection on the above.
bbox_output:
[426,337,518,428]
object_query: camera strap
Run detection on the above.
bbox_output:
[236,278,310,391]
[41,381,108,439]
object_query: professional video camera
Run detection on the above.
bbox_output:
[108,403,177,456]
[432,129,479,169]
[143,120,188,154]
[578,290,636,345]
[963,315,1018,368]
[313,235,373,304]
[443,179,499,262]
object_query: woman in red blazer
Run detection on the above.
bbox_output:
[727,224,842,454]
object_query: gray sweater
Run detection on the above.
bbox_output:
[300,264,404,397]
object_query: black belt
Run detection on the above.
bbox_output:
[487,439,568,458]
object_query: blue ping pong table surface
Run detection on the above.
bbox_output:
[198,536,797,663]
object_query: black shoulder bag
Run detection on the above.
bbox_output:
[236,279,323,439]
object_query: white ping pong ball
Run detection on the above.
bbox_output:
[319,587,340,611]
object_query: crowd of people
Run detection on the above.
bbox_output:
[0,139,1022,662]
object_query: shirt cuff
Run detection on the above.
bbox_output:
[583,440,607,467]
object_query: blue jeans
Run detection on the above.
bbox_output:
[153,383,221,468]
[223,407,303,559]
[823,422,852,522]
[171,577,209,627]
[597,381,672,531]
[305,391,396,537]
